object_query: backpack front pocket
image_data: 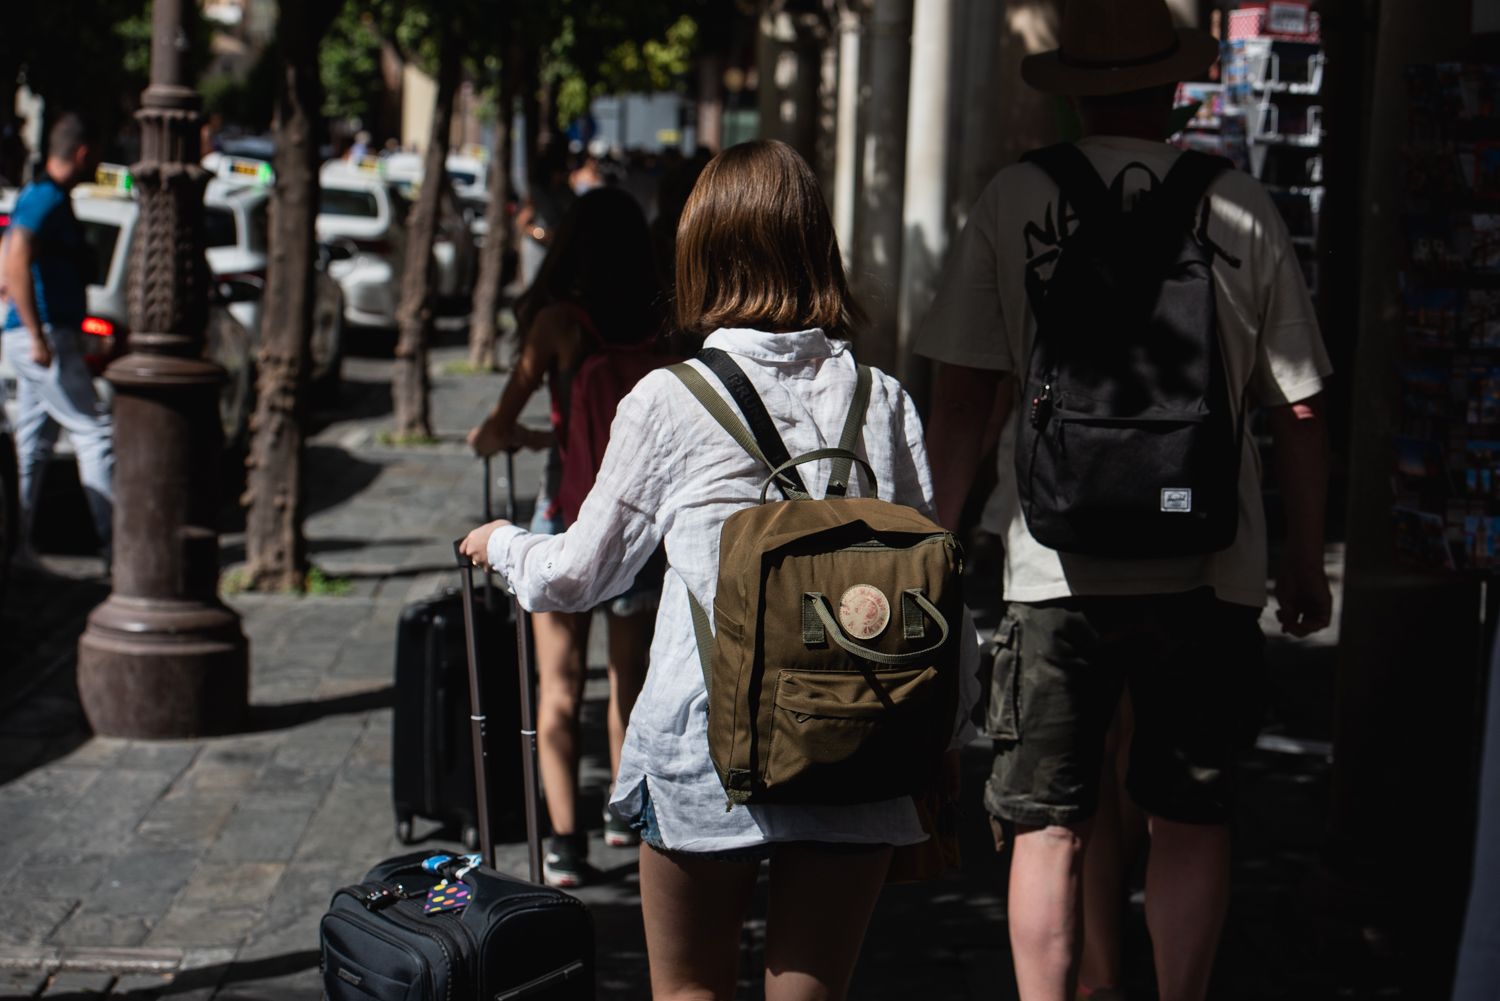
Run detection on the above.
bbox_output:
[762,665,944,803]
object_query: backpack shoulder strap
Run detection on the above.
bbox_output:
[698,348,810,499]
[1152,150,1231,231]
[668,360,774,473]
[826,364,872,497]
[1020,143,1114,224]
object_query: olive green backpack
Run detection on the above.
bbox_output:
[671,350,962,807]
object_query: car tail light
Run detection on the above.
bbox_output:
[0,214,10,228]
[81,316,114,338]
[81,316,122,376]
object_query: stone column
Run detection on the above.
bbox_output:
[897,0,955,396]
[76,0,249,738]
[852,0,913,374]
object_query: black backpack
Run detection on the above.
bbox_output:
[1016,143,1241,559]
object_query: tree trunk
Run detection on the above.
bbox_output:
[242,0,335,592]
[466,43,519,372]
[391,24,462,439]
[520,45,541,195]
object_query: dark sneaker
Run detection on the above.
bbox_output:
[543,835,588,888]
[602,809,639,848]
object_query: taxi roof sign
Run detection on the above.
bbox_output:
[94,163,133,194]
[218,155,275,187]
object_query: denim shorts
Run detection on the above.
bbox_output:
[628,784,773,863]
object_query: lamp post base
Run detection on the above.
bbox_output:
[77,595,248,738]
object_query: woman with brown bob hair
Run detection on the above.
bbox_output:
[463,140,975,1000]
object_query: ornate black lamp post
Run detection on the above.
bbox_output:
[76,0,249,737]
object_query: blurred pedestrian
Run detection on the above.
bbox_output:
[468,186,668,887]
[515,141,573,291]
[462,139,979,1001]
[0,113,112,571]
[917,0,1334,998]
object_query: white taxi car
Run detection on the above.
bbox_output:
[206,157,343,393]
[318,158,406,331]
[365,153,478,304]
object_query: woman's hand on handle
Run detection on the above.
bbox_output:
[460,519,512,568]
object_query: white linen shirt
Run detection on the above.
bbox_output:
[487,326,980,852]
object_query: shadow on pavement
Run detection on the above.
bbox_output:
[308,370,395,435]
[242,686,396,734]
[217,535,430,567]
[217,445,384,538]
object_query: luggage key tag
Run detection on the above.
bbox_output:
[422,879,471,914]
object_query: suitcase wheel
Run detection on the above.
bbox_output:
[462,824,480,851]
[396,815,415,844]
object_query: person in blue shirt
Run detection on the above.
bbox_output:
[1,113,113,568]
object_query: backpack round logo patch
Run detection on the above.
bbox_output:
[839,585,891,640]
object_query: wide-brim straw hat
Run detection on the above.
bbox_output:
[1021,0,1220,96]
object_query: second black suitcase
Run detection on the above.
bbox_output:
[392,458,524,847]
[391,589,522,847]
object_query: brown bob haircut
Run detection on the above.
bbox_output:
[674,139,861,338]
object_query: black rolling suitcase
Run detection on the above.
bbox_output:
[392,457,523,848]
[320,455,594,1000]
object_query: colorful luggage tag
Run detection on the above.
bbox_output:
[423,879,471,914]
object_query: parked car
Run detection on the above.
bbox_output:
[206,159,344,395]
[373,153,479,304]
[318,159,405,331]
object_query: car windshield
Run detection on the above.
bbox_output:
[78,220,120,286]
[448,170,478,188]
[204,207,237,248]
[320,187,380,218]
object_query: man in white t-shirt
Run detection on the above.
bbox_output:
[916,2,1333,1000]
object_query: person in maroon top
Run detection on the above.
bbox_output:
[469,187,666,886]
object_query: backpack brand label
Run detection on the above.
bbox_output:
[1161,488,1193,513]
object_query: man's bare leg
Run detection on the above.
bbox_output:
[1009,822,1090,1001]
[1143,817,1231,1001]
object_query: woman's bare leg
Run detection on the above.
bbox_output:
[639,844,760,1000]
[764,843,893,1001]
[532,609,591,836]
[603,609,652,780]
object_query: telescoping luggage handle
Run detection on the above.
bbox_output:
[452,452,545,883]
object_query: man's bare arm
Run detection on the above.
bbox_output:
[926,362,1008,532]
[1267,394,1331,636]
[5,228,42,337]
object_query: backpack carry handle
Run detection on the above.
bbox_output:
[759,448,878,504]
[804,590,950,666]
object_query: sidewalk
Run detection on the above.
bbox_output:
[0,339,1361,999]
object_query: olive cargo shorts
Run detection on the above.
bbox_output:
[983,589,1266,828]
